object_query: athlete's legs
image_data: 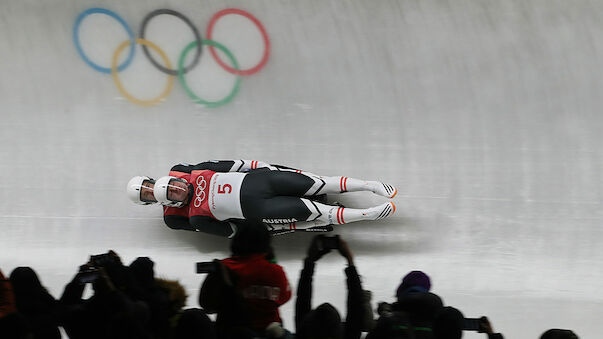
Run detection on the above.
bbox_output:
[245,170,315,196]
[271,169,397,198]
[314,176,397,198]
[240,169,396,231]
[302,198,396,226]
[243,196,313,222]
[250,197,395,231]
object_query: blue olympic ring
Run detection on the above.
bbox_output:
[73,8,136,74]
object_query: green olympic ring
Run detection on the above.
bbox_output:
[178,40,241,108]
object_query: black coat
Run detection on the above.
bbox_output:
[295,259,364,339]
[366,292,444,339]
[10,267,61,339]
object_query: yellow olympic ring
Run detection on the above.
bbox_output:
[111,38,175,107]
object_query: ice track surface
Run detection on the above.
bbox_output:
[1,1,602,338]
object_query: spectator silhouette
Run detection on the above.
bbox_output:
[9,267,61,339]
[367,270,443,339]
[199,220,291,338]
[433,306,463,339]
[0,269,18,321]
[60,251,151,339]
[433,306,504,339]
[154,277,211,339]
[172,308,217,339]
[540,329,579,339]
[0,268,31,338]
[129,257,171,338]
[295,235,365,339]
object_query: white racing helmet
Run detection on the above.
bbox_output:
[127,176,157,205]
[154,176,190,208]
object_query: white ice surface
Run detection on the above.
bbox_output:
[1,1,602,338]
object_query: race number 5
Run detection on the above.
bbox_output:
[218,184,232,194]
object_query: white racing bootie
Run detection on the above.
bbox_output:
[300,199,396,226]
[303,175,397,199]
[368,181,398,199]
[266,201,396,236]
[334,201,396,224]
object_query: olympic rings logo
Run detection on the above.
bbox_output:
[193,176,207,208]
[73,8,270,108]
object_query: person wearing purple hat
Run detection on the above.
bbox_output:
[367,270,443,339]
[396,270,432,298]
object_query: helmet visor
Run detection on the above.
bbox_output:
[166,178,189,203]
[140,180,157,203]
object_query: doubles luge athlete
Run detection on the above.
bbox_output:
[127,160,397,237]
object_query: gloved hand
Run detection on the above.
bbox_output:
[478,316,494,334]
[377,302,393,317]
[307,235,331,262]
[337,238,354,266]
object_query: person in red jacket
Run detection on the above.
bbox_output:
[199,221,292,338]
[127,160,397,237]
[0,268,30,338]
[0,269,17,319]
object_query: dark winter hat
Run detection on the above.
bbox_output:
[129,256,155,286]
[396,270,431,299]
[9,267,43,295]
[230,221,271,256]
[299,303,342,339]
[433,306,464,339]
[540,329,579,339]
[174,308,216,339]
[9,266,56,323]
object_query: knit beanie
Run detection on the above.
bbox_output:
[299,303,342,339]
[396,270,431,299]
[174,308,216,339]
[129,257,155,287]
[230,221,271,256]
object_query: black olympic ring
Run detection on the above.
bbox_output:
[139,9,202,76]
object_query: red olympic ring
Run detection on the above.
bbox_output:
[206,8,270,76]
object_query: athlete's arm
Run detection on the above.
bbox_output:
[163,215,195,230]
[269,163,322,178]
[169,163,196,173]
[173,160,275,173]
[164,213,238,238]
[189,215,238,237]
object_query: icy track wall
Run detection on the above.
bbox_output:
[1,0,603,338]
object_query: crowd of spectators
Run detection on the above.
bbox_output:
[0,221,580,339]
